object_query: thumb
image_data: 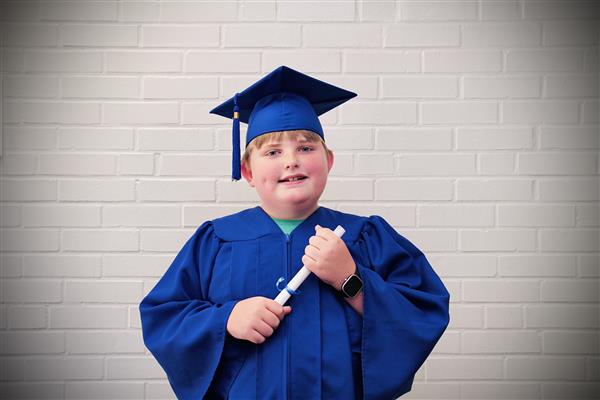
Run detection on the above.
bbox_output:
[283,306,292,314]
[315,224,322,231]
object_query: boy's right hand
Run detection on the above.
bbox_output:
[226,296,292,344]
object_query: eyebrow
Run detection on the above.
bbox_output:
[262,140,311,148]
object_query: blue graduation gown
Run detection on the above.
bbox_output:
[139,206,449,400]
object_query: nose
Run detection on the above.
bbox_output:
[283,151,299,169]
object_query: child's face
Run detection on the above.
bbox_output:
[241,133,334,218]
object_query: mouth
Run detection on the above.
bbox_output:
[278,175,308,183]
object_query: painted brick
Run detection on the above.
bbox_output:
[143,77,218,99]
[525,305,599,329]
[0,179,57,202]
[59,179,136,202]
[4,127,57,150]
[506,49,584,72]
[65,382,144,400]
[61,24,137,47]
[50,306,128,329]
[382,76,458,98]
[64,280,143,303]
[224,24,301,47]
[24,255,101,278]
[462,331,540,353]
[160,1,237,22]
[385,23,459,47]
[396,154,476,176]
[41,1,118,21]
[545,74,599,98]
[142,25,219,47]
[138,180,215,201]
[4,75,59,98]
[429,254,496,277]
[498,205,575,227]
[424,50,502,72]
[186,51,260,73]
[499,255,576,277]
[462,23,542,47]
[419,205,494,227]
[104,102,179,125]
[39,154,117,176]
[376,179,453,201]
[262,51,341,73]
[540,126,599,150]
[119,153,155,176]
[2,279,62,303]
[422,101,498,124]
[24,50,102,72]
[457,127,533,150]
[457,179,532,201]
[25,358,104,380]
[7,306,46,329]
[1,331,64,354]
[3,23,58,47]
[62,230,139,252]
[399,1,478,21]
[460,229,536,252]
[481,0,521,20]
[139,128,214,151]
[107,357,165,379]
[103,254,173,278]
[23,205,101,227]
[345,51,421,73]
[277,1,355,21]
[106,51,181,72]
[540,229,599,252]
[463,76,541,99]
[305,24,381,47]
[62,76,139,99]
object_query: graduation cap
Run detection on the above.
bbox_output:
[210,66,357,180]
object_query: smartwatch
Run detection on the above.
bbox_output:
[340,269,363,298]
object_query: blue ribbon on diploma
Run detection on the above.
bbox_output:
[276,277,301,296]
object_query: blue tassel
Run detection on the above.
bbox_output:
[231,93,241,181]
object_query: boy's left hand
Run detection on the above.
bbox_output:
[302,225,356,290]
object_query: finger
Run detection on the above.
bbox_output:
[304,244,319,259]
[255,320,275,338]
[249,329,266,344]
[308,235,322,249]
[302,253,317,268]
[264,299,285,317]
[262,310,281,328]
[314,225,334,241]
[309,235,328,248]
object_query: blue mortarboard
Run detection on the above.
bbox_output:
[210,66,357,180]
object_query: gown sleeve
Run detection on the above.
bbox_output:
[139,221,241,400]
[355,216,450,400]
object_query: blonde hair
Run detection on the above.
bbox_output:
[241,130,331,170]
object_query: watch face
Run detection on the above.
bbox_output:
[343,275,363,297]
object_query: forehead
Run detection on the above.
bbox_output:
[254,131,318,148]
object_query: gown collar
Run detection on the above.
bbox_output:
[212,205,326,241]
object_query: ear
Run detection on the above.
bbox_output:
[326,150,334,172]
[241,161,255,187]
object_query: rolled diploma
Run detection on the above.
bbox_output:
[274,225,346,305]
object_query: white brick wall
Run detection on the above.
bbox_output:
[0,1,598,399]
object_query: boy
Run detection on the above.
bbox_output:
[140,66,450,400]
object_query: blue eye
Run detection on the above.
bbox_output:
[265,150,279,157]
[299,146,313,152]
